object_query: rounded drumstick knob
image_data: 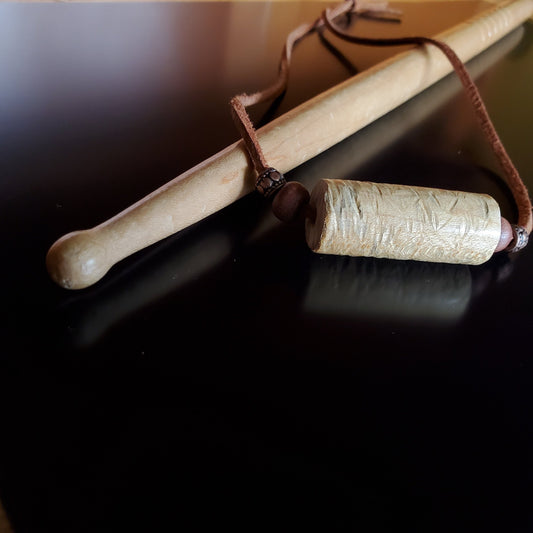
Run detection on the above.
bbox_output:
[45,142,254,290]
[46,229,113,290]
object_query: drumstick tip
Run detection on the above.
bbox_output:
[46,230,111,290]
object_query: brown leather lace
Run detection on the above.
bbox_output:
[230,0,377,174]
[230,0,532,250]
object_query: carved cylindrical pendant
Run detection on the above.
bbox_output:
[305,179,501,265]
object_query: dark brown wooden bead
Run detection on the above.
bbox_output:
[271,181,310,223]
[494,216,513,252]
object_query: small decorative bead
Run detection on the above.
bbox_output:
[255,168,286,198]
[494,217,513,252]
[271,181,310,223]
[506,224,529,253]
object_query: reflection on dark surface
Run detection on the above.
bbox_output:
[54,193,269,347]
[304,255,472,323]
[61,229,233,347]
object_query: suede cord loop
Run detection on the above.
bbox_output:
[230,0,532,250]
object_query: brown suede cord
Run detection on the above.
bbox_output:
[230,0,532,240]
[229,0,368,174]
[322,5,533,235]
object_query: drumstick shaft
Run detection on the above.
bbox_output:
[46,0,533,289]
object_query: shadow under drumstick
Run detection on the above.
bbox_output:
[58,227,234,347]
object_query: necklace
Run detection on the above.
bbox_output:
[231,0,530,267]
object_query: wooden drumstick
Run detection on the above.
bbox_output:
[46,0,533,289]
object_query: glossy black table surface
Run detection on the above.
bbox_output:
[1,2,532,531]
